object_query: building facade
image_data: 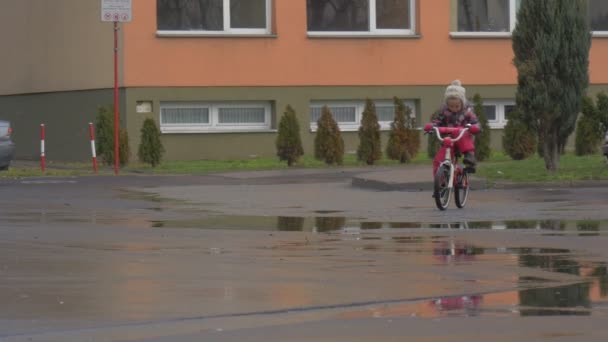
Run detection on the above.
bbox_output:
[1,0,608,161]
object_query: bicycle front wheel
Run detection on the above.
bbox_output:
[434,164,451,210]
[454,171,469,208]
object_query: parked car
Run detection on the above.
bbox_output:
[0,120,15,170]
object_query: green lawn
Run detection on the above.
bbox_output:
[124,153,431,175]
[3,152,607,184]
[477,152,608,182]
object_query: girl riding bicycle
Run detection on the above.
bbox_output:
[430,80,481,175]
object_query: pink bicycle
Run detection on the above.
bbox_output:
[424,124,479,210]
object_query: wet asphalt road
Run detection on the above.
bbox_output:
[1,169,608,341]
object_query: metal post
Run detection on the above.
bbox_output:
[40,124,46,172]
[89,123,98,173]
[114,21,119,175]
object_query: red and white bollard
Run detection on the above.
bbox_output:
[89,123,98,173]
[40,124,46,172]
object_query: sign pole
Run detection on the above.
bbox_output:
[113,21,119,175]
[102,0,131,175]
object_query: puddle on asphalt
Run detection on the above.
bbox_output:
[336,281,605,319]
[334,247,608,319]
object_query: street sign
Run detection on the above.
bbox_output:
[101,0,132,22]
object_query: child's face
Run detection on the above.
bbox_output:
[447,98,463,113]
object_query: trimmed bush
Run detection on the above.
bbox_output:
[138,118,165,167]
[95,106,130,166]
[427,109,441,159]
[386,97,419,163]
[95,106,114,166]
[277,216,304,231]
[357,99,382,165]
[597,92,608,133]
[576,92,608,156]
[119,128,130,166]
[276,105,304,166]
[472,93,491,161]
[314,106,344,165]
[502,109,537,160]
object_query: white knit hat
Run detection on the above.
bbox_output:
[444,80,467,105]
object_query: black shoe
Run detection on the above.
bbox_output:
[464,166,476,174]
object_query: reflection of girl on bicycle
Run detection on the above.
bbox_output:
[431,80,480,175]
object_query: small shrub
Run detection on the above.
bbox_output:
[386,97,419,163]
[472,93,491,161]
[95,106,114,166]
[119,128,130,166]
[314,106,344,165]
[576,93,608,156]
[357,99,382,165]
[427,109,441,159]
[94,105,130,166]
[138,118,165,167]
[276,105,304,166]
[503,109,537,160]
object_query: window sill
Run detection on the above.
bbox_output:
[488,124,506,129]
[450,32,512,39]
[307,33,421,39]
[592,32,608,38]
[161,128,276,134]
[156,31,277,38]
[309,126,394,132]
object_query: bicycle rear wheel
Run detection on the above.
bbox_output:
[434,165,451,210]
[454,171,469,208]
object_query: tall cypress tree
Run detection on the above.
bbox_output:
[357,99,382,165]
[512,0,591,172]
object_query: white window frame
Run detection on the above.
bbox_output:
[307,0,416,37]
[157,0,272,37]
[482,100,514,129]
[450,0,519,38]
[309,99,417,132]
[589,0,608,37]
[160,101,272,133]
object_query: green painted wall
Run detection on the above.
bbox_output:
[126,85,452,161]
[0,89,126,161]
[3,84,608,162]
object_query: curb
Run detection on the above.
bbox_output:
[352,176,608,191]
[351,176,488,192]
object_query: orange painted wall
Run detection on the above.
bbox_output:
[123,0,608,87]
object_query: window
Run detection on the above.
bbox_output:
[307,0,415,35]
[160,102,272,133]
[481,100,515,128]
[589,0,608,33]
[309,100,416,131]
[455,0,519,35]
[157,0,271,36]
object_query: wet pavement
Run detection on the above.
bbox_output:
[1,167,608,341]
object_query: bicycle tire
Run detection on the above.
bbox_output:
[454,171,469,208]
[434,164,451,210]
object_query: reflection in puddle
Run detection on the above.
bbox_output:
[148,216,608,235]
[338,273,608,319]
[315,217,347,232]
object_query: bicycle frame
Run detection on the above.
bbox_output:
[430,126,470,190]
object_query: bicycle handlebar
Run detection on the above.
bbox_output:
[429,126,470,143]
